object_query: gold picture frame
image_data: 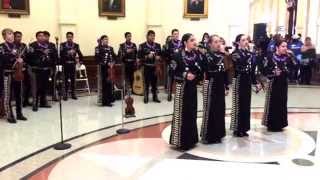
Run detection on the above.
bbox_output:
[184,0,208,18]
[0,0,30,15]
[99,0,125,17]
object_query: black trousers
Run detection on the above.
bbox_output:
[144,65,158,97]
[23,67,31,103]
[32,69,50,105]
[124,62,135,89]
[100,65,113,105]
[289,63,299,82]
[167,64,175,97]
[300,65,312,85]
[64,63,76,95]
[51,66,57,100]
[4,74,23,117]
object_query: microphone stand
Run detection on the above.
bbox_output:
[116,63,131,135]
[54,37,72,150]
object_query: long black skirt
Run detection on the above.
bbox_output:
[170,80,198,150]
[230,74,252,133]
[262,74,288,130]
[201,74,226,143]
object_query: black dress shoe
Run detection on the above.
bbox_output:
[17,115,27,121]
[153,97,161,103]
[39,104,52,108]
[71,95,78,100]
[63,96,68,101]
[104,103,113,107]
[32,105,38,112]
[268,128,283,132]
[211,139,222,144]
[233,131,244,137]
[23,101,32,107]
[203,139,222,144]
[7,117,17,124]
[201,140,209,144]
[144,98,148,104]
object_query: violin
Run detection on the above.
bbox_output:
[125,88,135,117]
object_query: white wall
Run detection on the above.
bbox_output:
[160,0,251,46]
[0,0,252,55]
[75,0,147,55]
[6,0,319,55]
[0,0,59,43]
[0,0,147,55]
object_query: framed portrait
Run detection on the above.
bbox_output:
[0,0,30,15]
[99,0,125,17]
[184,0,208,18]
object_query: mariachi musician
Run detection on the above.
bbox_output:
[138,30,162,104]
[0,28,27,123]
[166,29,182,101]
[95,35,117,107]
[43,31,59,101]
[118,32,137,91]
[28,31,56,111]
[60,32,84,101]
[13,31,32,107]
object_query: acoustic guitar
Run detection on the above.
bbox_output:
[13,45,27,81]
[133,68,144,95]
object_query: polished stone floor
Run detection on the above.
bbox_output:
[29,114,320,180]
[0,86,319,179]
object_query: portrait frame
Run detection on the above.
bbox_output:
[98,0,125,17]
[183,0,208,18]
[0,0,30,15]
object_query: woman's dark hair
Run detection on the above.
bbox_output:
[220,37,226,45]
[284,34,291,42]
[201,32,209,42]
[165,35,172,44]
[275,39,287,47]
[208,34,219,45]
[181,33,193,48]
[233,34,245,49]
